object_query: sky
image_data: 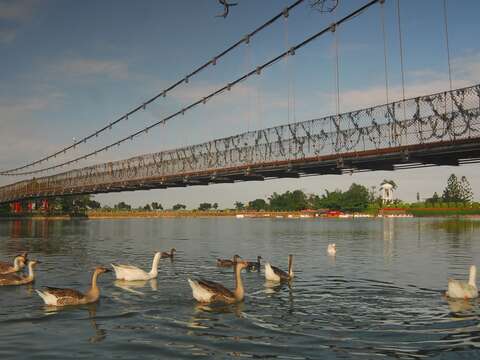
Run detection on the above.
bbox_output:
[1,0,480,209]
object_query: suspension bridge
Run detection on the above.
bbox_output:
[1,0,479,207]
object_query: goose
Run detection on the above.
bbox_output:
[446,265,478,299]
[216,254,241,267]
[111,252,161,281]
[0,253,28,275]
[188,260,248,304]
[265,254,294,282]
[161,248,176,259]
[0,260,40,286]
[327,243,336,256]
[246,256,262,271]
[36,266,110,306]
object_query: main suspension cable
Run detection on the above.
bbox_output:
[6,0,381,177]
[0,0,306,176]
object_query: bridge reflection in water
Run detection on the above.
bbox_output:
[1,84,480,204]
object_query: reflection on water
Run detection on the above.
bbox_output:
[114,279,158,294]
[0,217,480,359]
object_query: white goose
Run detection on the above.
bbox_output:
[327,243,336,256]
[446,265,478,299]
[111,252,161,281]
[265,254,294,282]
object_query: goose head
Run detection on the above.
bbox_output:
[235,260,249,271]
[233,254,241,262]
[95,266,111,275]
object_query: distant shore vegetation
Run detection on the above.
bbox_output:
[1,173,478,217]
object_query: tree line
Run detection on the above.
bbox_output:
[0,173,475,215]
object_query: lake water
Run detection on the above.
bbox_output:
[0,217,480,359]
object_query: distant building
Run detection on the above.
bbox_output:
[380,182,394,204]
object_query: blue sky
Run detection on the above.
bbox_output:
[1,0,480,208]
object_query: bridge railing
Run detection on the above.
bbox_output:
[1,84,479,203]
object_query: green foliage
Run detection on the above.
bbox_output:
[143,204,152,211]
[213,203,219,210]
[248,198,268,211]
[341,183,370,212]
[234,201,244,210]
[440,174,474,203]
[268,190,308,211]
[198,203,212,211]
[172,203,186,211]
[114,201,132,211]
[151,202,163,210]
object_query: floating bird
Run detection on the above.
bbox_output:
[0,253,28,275]
[246,255,262,271]
[216,0,238,18]
[217,254,241,267]
[111,252,161,281]
[0,260,40,286]
[327,243,336,256]
[265,254,294,282]
[188,260,249,303]
[446,265,478,299]
[161,248,176,259]
[36,266,110,306]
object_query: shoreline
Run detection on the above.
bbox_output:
[1,211,479,220]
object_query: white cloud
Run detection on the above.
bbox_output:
[52,58,129,80]
[319,52,480,112]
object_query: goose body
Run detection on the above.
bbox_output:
[161,248,176,259]
[265,255,294,282]
[0,253,27,275]
[111,252,161,281]
[188,260,248,304]
[446,265,478,299]
[36,266,110,306]
[247,256,262,271]
[217,254,241,267]
[327,244,336,256]
[0,260,39,286]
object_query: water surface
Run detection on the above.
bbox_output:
[0,217,479,359]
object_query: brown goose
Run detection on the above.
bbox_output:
[0,260,40,286]
[0,253,28,275]
[265,254,294,282]
[188,260,248,304]
[246,256,262,271]
[161,248,176,259]
[216,254,241,267]
[36,266,110,306]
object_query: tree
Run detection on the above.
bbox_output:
[316,189,344,210]
[442,174,462,202]
[198,203,212,211]
[87,199,101,209]
[213,202,219,210]
[172,203,186,211]
[114,201,131,211]
[143,204,152,211]
[460,176,474,203]
[416,192,420,202]
[248,198,268,211]
[234,201,244,210]
[151,202,163,210]
[341,183,370,212]
[268,190,308,211]
[426,192,440,204]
